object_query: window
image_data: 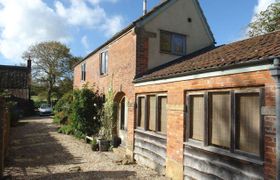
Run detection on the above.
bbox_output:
[137,94,167,134]
[81,63,86,81]
[100,51,108,75]
[120,97,125,130]
[186,89,263,159]
[160,30,186,55]
[210,92,230,148]
[138,97,145,129]
[189,95,204,141]
[236,93,260,155]
[148,96,156,131]
[158,96,167,134]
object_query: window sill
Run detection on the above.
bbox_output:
[184,140,264,166]
[160,50,186,56]
[100,74,108,78]
[135,128,167,140]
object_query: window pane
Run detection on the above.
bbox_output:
[236,93,260,155]
[138,97,145,128]
[148,96,156,131]
[105,51,108,74]
[84,64,86,80]
[159,96,167,134]
[81,65,83,80]
[210,92,230,148]
[100,52,107,75]
[160,31,171,52]
[190,95,204,141]
[120,97,125,130]
[172,34,186,55]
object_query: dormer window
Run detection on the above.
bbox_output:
[81,63,86,81]
[100,51,108,75]
[160,30,186,56]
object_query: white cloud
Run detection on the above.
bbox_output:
[55,0,106,27]
[81,35,89,49]
[101,15,124,37]
[55,0,124,35]
[0,0,69,63]
[0,0,124,63]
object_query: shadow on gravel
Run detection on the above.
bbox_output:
[5,116,82,175]
[13,170,136,179]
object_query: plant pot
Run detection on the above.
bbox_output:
[98,139,110,151]
[91,143,99,151]
[111,136,121,148]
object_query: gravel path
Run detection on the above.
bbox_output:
[4,117,168,180]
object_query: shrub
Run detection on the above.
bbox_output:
[53,91,73,124]
[100,87,117,140]
[58,125,74,135]
[71,87,103,137]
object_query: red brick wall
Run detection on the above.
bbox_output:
[135,70,276,179]
[136,33,149,77]
[73,29,137,154]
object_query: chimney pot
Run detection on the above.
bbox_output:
[27,56,31,70]
[143,0,147,15]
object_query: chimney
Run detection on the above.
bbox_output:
[27,55,31,70]
[143,0,147,15]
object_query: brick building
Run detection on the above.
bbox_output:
[73,0,280,179]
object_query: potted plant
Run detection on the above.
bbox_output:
[91,138,99,151]
[99,87,118,151]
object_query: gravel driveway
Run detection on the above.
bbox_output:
[4,117,168,180]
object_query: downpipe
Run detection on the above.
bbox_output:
[270,58,280,180]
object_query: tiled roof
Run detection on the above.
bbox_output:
[134,31,280,83]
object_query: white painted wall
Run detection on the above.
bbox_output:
[144,0,214,69]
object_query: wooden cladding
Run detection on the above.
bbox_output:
[186,88,263,160]
[137,94,167,134]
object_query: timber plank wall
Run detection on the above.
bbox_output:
[183,145,263,179]
[134,129,167,174]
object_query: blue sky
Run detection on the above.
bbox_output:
[0,0,275,65]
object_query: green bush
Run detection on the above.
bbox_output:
[71,87,103,137]
[53,92,73,124]
[58,125,74,135]
[100,87,117,140]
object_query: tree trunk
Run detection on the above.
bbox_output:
[47,88,51,105]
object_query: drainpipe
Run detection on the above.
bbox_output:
[270,58,280,180]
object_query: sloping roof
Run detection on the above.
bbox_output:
[74,0,215,67]
[134,30,280,83]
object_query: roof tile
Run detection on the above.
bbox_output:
[135,31,280,82]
